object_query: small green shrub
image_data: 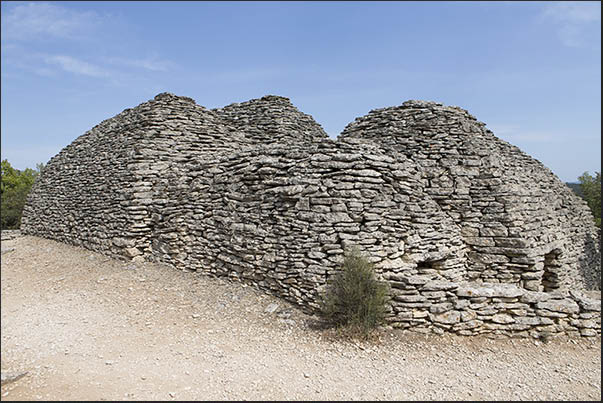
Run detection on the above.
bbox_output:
[319,247,390,337]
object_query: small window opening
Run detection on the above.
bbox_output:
[542,250,562,292]
[417,259,445,275]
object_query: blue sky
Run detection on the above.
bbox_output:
[1,1,600,182]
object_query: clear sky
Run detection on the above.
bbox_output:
[1,1,600,182]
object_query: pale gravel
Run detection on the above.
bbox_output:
[1,235,601,401]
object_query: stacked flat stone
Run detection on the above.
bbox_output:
[213,95,329,145]
[340,101,600,292]
[144,139,466,310]
[21,93,601,339]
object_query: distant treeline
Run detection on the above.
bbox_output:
[567,172,601,228]
[566,182,584,198]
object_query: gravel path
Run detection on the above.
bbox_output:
[1,235,601,401]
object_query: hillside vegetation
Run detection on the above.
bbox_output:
[1,160,42,229]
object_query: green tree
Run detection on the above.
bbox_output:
[1,159,40,229]
[578,171,601,228]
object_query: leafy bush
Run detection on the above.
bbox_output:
[319,247,390,337]
[1,159,42,229]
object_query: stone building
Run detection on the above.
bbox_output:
[22,93,601,338]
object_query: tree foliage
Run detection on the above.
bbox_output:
[565,182,583,198]
[578,171,601,228]
[1,159,43,229]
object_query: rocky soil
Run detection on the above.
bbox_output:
[1,234,601,401]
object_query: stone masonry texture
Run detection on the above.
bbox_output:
[21,93,601,339]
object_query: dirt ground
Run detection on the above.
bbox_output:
[1,235,601,401]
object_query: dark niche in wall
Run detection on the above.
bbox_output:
[542,249,562,292]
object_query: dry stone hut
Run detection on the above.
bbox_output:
[340,101,601,292]
[22,93,601,338]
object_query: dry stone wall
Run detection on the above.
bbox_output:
[143,139,466,310]
[22,93,601,339]
[23,93,245,258]
[340,101,600,292]
[22,106,143,254]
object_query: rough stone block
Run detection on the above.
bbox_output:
[491,313,515,324]
[536,299,580,315]
[456,283,524,298]
[431,310,461,325]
